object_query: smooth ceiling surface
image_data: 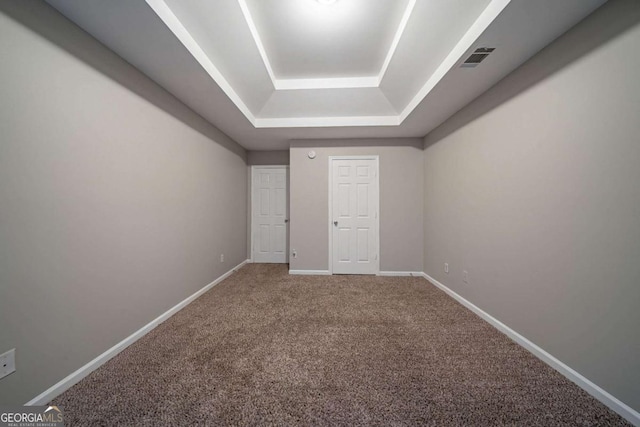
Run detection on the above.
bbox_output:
[245,0,410,79]
[44,0,608,149]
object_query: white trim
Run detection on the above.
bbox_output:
[420,272,640,426]
[377,271,423,277]
[274,76,379,91]
[377,0,416,84]
[145,0,256,125]
[146,0,510,129]
[147,0,509,129]
[399,0,511,122]
[328,155,380,276]
[236,0,277,85]
[288,270,331,276]
[25,259,249,406]
[254,115,399,128]
[250,166,290,264]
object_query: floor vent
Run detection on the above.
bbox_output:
[461,47,495,68]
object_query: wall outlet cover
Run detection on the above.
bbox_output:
[0,349,16,380]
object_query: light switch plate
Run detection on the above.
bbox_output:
[0,349,16,380]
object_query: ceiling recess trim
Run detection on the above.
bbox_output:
[145,0,257,125]
[274,76,380,91]
[399,0,511,122]
[237,0,416,91]
[255,115,400,128]
[145,0,511,128]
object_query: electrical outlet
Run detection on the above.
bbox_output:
[463,270,469,284]
[220,254,224,263]
[0,349,16,380]
[444,263,449,274]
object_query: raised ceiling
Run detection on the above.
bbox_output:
[147,0,495,125]
[243,0,412,81]
[45,0,607,149]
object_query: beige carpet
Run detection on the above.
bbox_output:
[53,264,629,426]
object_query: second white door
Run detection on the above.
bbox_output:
[252,167,288,263]
[330,157,379,275]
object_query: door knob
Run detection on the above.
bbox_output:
[333,221,338,226]
[284,219,289,223]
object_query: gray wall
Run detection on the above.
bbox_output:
[422,0,640,411]
[247,150,290,166]
[290,140,423,272]
[0,1,247,404]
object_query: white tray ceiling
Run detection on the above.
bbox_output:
[45,0,607,149]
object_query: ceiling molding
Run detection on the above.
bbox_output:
[145,0,508,128]
[377,0,416,85]
[274,76,379,91]
[236,0,277,86]
[47,0,609,148]
[400,0,512,121]
[237,0,416,91]
[255,115,400,129]
[145,0,257,125]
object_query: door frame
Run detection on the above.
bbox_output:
[250,165,290,264]
[328,155,380,275]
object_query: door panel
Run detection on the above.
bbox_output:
[357,184,369,217]
[331,158,378,275]
[273,224,286,254]
[259,189,269,215]
[253,167,288,263]
[338,227,350,261]
[259,225,269,253]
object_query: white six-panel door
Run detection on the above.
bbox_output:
[252,167,288,263]
[330,157,379,275]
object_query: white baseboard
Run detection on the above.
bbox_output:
[288,269,331,275]
[420,272,640,426]
[377,271,423,277]
[289,270,424,277]
[25,259,249,406]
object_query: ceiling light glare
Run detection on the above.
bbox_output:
[317,0,337,4]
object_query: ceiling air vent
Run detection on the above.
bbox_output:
[461,47,495,68]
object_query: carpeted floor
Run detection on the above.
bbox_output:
[53,264,629,426]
